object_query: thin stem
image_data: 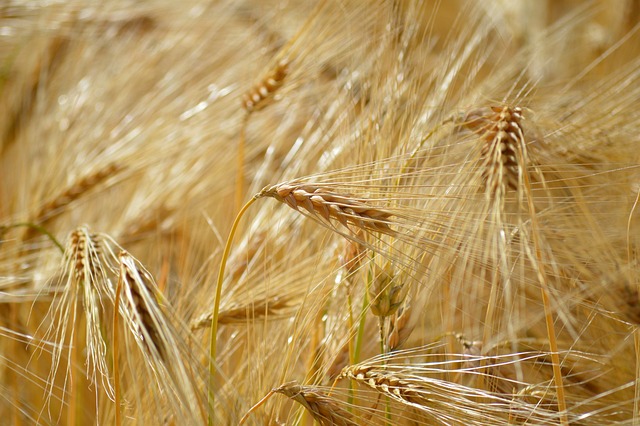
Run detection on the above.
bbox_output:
[519,149,568,425]
[634,329,640,425]
[208,196,257,425]
[235,113,249,213]
[346,289,355,406]
[354,285,369,368]
[1,222,65,253]
[378,317,384,355]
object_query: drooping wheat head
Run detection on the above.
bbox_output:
[257,182,396,236]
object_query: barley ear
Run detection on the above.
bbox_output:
[241,60,289,113]
[257,182,396,235]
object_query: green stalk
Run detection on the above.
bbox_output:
[1,222,65,253]
[208,196,256,425]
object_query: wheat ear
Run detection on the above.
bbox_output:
[239,382,357,426]
[191,295,292,329]
[93,236,206,424]
[116,251,166,360]
[338,361,571,425]
[275,382,358,426]
[33,163,121,225]
[257,182,396,235]
[35,227,114,424]
[460,104,569,423]
[458,105,524,194]
[241,60,289,113]
[238,59,289,211]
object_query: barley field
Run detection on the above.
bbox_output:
[2,1,640,424]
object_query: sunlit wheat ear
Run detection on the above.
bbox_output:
[39,227,115,407]
[116,251,167,361]
[458,105,526,196]
[239,381,358,426]
[242,60,289,113]
[32,163,122,226]
[337,355,572,425]
[112,250,205,423]
[274,382,358,426]
[257,182,396,235]
[190,294,294,330]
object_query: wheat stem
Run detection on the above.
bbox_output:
[519,146,568,425]
[208,196,257,425]
[235,113,249,212]
[346,289,355,407]
[634,329,640,425]
[1,222,65,253]
[350,279,369,409]
[539,283,567,424]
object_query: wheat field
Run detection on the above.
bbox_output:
[2,1,640,424]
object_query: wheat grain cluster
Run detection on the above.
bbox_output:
[1,1,640,424]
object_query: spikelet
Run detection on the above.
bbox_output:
[387,303,413,351]
[340,364,419,402]
[367,261,404,318]
[242,60,289,113]
[257,182,396,235]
